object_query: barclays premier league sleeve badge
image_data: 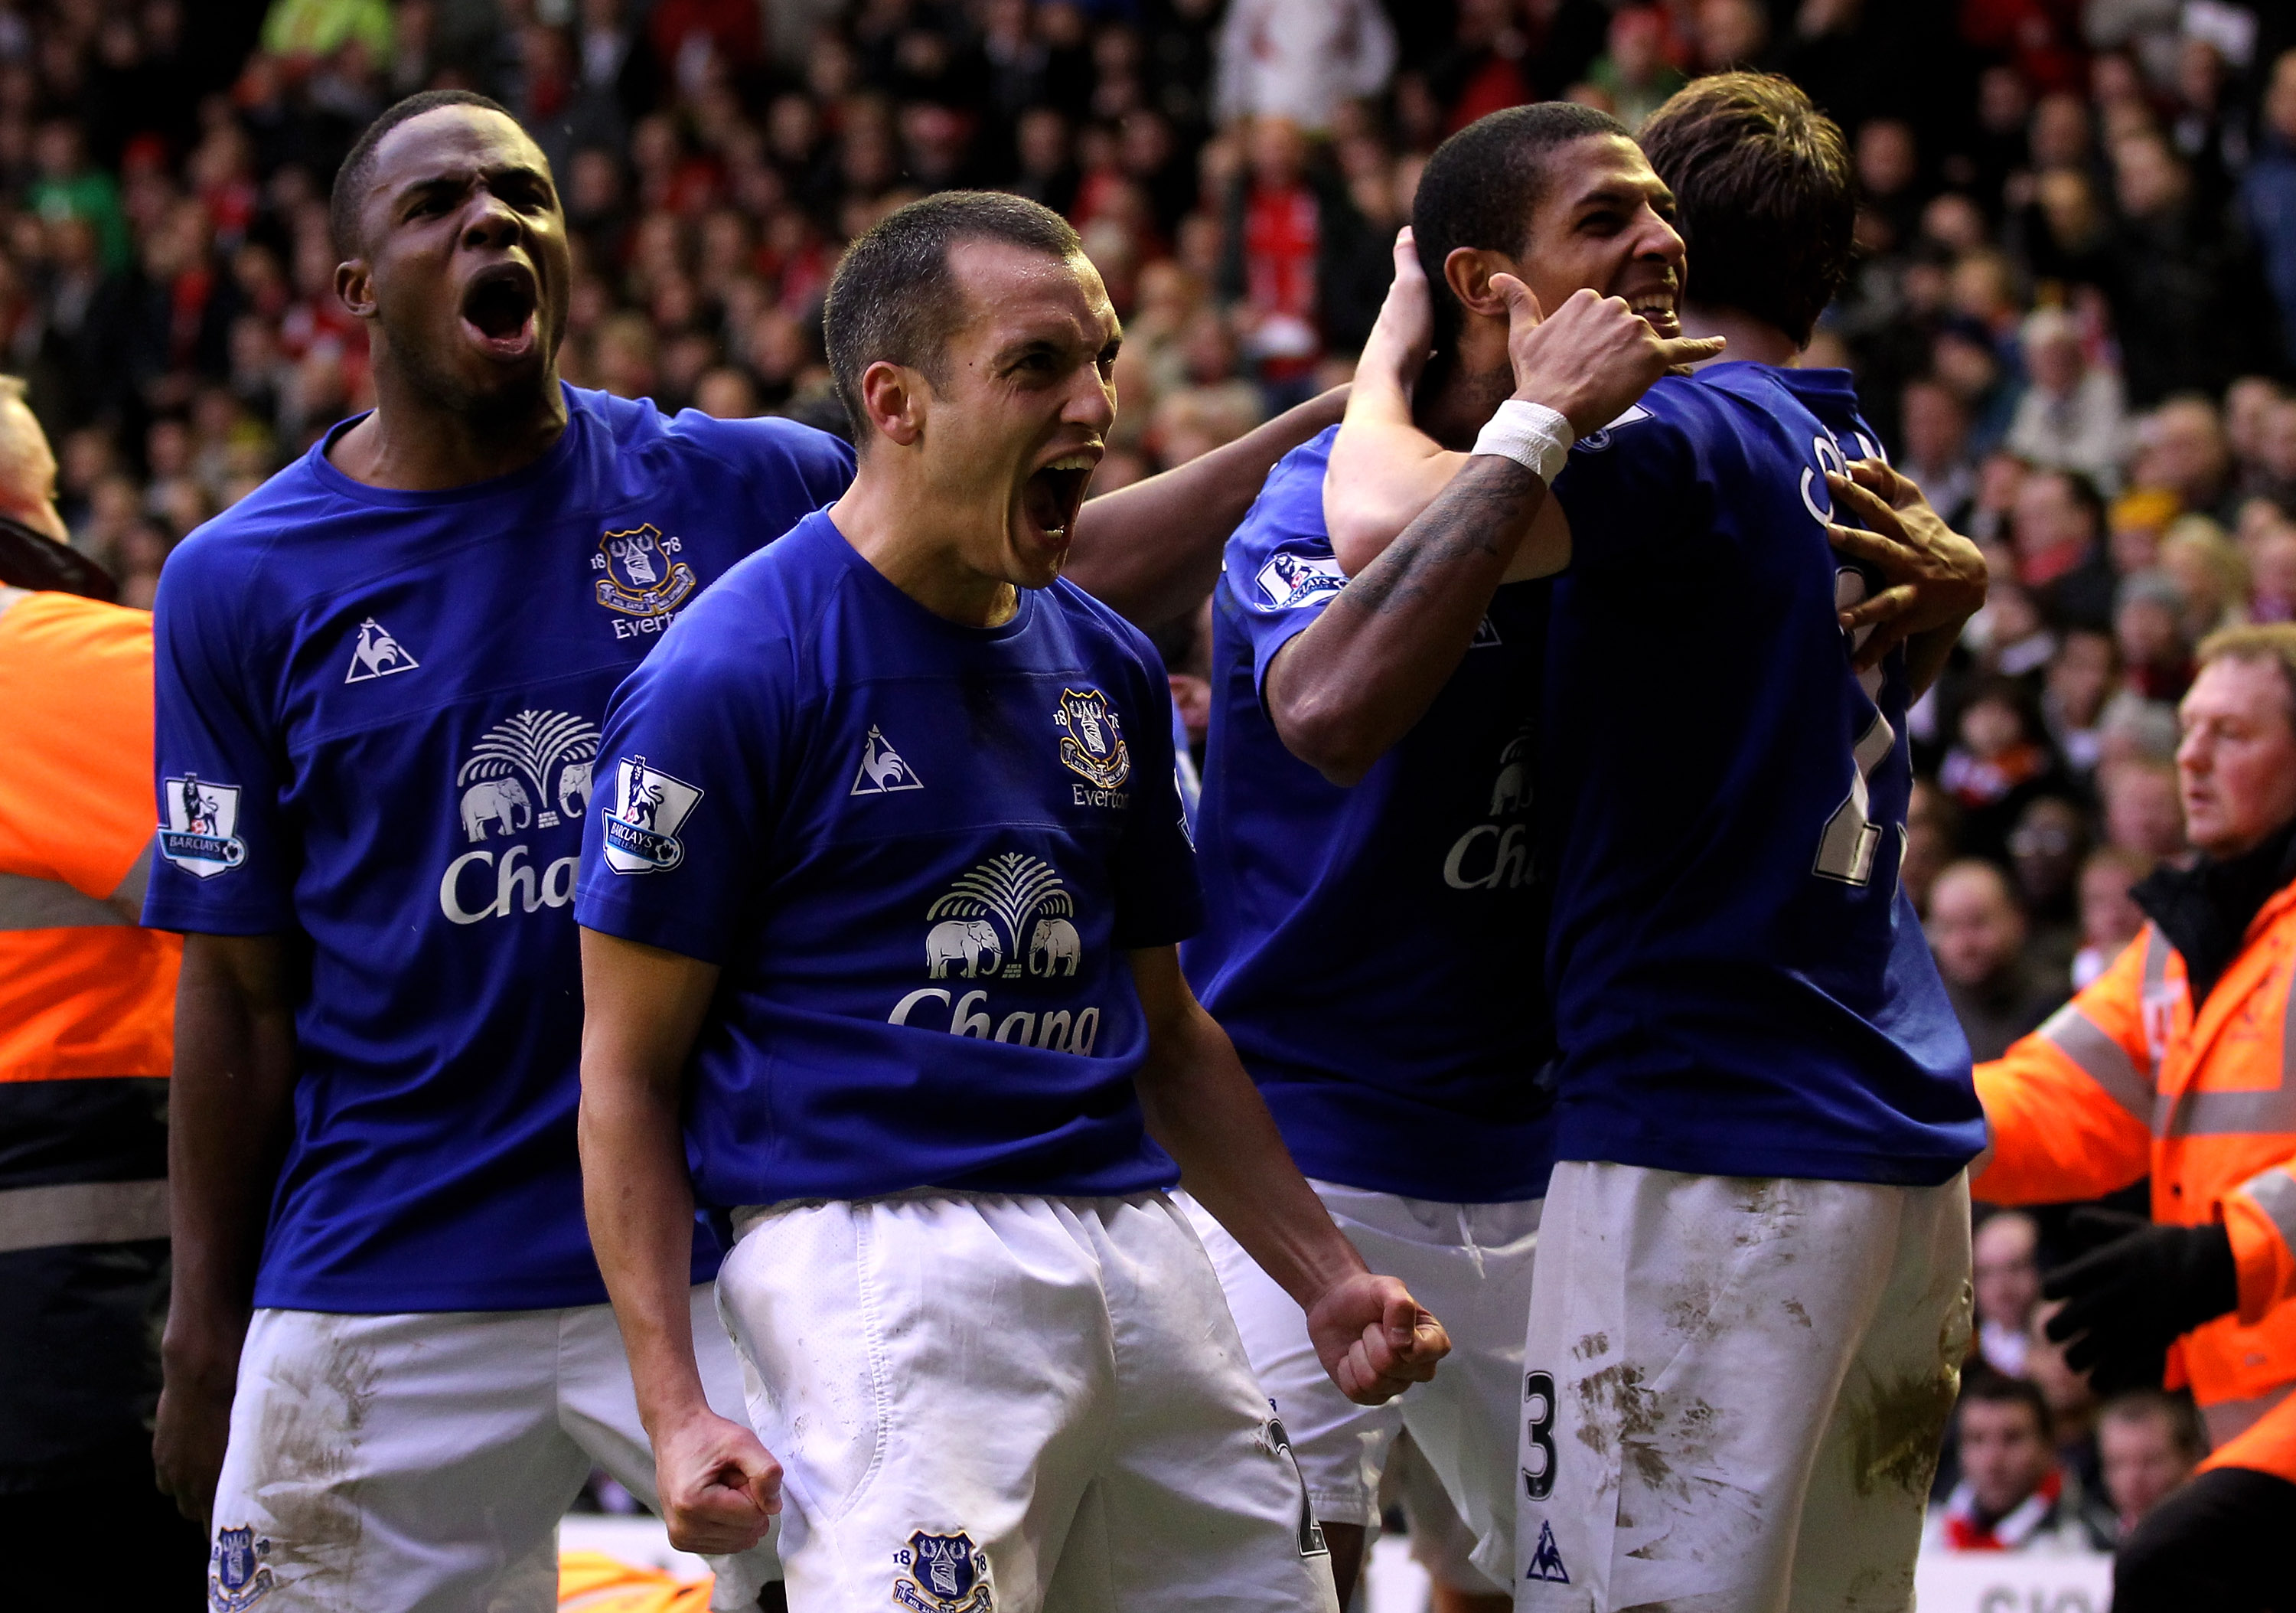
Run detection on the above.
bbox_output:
[158,773,248,878]
[600,755,704,874]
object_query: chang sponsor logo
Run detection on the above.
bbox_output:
[1442,730,1536,892]
[889,852,1100,1052]
[438,710,600,923]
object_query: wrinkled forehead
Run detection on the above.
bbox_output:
[947,240,1117,350]
[367,106,551,207]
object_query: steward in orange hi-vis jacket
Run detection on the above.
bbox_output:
[1974,624,2296,1613]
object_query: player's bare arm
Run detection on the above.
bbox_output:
[1268,272,1716,785]
[1823,459,1989,693]
[1064,384,1348,629]
[1125,946,1450,1404]
[155,932,299,1525]
[576,928,781,1556]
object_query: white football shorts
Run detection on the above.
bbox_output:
[716,1189,1342,1613]
[205,1285,775,1612]
[1183,1182,1540,1588]
[1516,1163,1973,1613]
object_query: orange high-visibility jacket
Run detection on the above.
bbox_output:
[1975,879,2296,1480]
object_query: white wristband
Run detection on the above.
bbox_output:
[1471,399,1573,484]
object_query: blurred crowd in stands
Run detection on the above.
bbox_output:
[15,0,2296,1561]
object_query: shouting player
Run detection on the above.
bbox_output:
[1183,103,1720,1608]
[574,191,1447,1613]
[142,93,1342,1612]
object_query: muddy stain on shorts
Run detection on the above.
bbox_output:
[253,1316,381,1600]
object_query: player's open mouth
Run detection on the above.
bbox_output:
[1022,452,1097,544]
[461,264,540,359]
[1627,289,1680,339]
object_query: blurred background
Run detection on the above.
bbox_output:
[15,0,2293,1576]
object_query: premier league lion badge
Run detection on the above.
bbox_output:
[159,773,247,879]
[599,754,704,873]
[209,1523,276,1611]
[892,1530,993,1613]
[1052,687,1129,790]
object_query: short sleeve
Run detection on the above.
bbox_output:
[1109,642,1202,949]
[575,622,794,965]
[1549,408,1704,579]
[1222,491,1348,707]
[670,410,856,527]
[141,540,296,934]
[0,594,158,898]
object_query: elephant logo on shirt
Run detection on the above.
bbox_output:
[557,760,593,820]
[1028,917,1081,977]
[927,919,1003,978]
[918,853,1076,983]
[460,777,533,841]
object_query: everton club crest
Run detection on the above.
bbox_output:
[209,1524,276,1611]
[892,1530,993,1613]
[1052,687,1130,791]
[592,523,698,622]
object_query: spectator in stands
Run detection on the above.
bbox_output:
[1974,1210,2043,1378]
[2073,845,2155,990]
[2139,396,2238,524]
[1212,0,1395,135]
[1898,374,1979,529]
[2042,626,2118,779]
[2100,755,2189,862]
[1930,858,2069,1060]
[2026,1299,2113,1539]
[2097,1392,2206,1544]
[2161,518,2252,640]
[1939,678,2066,861]
[2005,307,2128,492]
[2114,571,2195,704]
[2014,466,2118,629]
[2242,50,2296,371]
[2008,794,2087,981]
[1926,1373,2103,1554]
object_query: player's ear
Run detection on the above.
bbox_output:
[857,360,925,450]
[1443,248,1515,322]
[336,256,377,321]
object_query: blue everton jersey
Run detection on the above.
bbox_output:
[1184,429,1556,1203]
[142,385,855,1311]
[574,511,1202,1207]
[1542,364,1982,1185]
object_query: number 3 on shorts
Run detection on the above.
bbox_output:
[1521,1370,1557,1500]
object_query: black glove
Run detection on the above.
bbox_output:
[2040,1207,2239,1394]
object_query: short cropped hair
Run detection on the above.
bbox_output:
[2097,1389,2208,1462]
[1959,1369,2053,1445]
[331,90,517,258]
[2196,621,2296,731]
[1412,103,1629,363]
[822,190,1082,450]
[1639,72,1854,348]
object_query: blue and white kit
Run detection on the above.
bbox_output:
[145,384,853,1611]
[1518,365,1981,1611]
[578,508,1339,1613]
[1179,426,1554,1587]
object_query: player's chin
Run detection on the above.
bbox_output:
[1005,515,1074,589]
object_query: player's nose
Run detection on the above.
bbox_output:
[459,191,526,253]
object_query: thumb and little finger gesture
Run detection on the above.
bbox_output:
[654,1409,784,1556]
[1306,1273,1452,1406]
[1823,459,1989,672]
[1495,275,1726,441]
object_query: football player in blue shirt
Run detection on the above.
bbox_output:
[1325,81,1990,1611]
[1181,104,1723,1611]
[143,93,1344,1613]
[574,190,1450,1613]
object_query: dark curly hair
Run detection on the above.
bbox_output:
[1639,73,1854,348]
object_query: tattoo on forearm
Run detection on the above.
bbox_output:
[1339,456,1539,615]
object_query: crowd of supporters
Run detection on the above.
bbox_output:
[13,0,2296,1563]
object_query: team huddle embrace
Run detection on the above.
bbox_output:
[147,70,2007,1613]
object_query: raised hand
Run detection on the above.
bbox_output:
[1492,276,1727,441]
[1354,227,1435,407]
[652,1406,784,1556]
[1304,1272,1452,1406]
